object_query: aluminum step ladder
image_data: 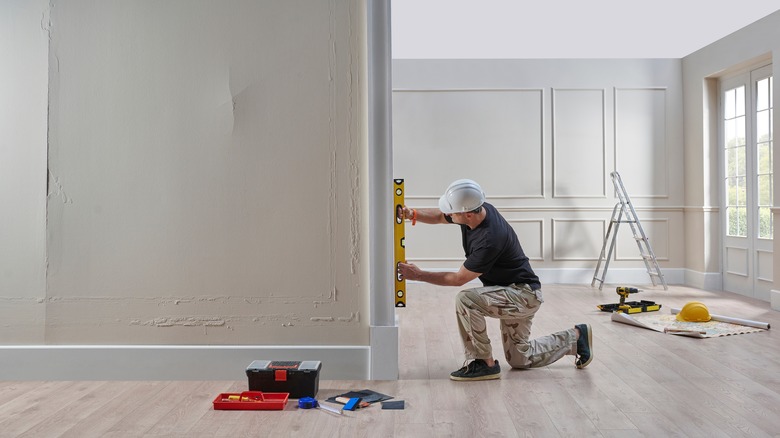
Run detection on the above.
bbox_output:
[592,171,668,290]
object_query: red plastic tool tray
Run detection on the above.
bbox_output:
[213,391,289,410]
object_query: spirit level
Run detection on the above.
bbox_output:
[393,179,406,307]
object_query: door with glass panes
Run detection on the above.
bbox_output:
[721,64,773,300]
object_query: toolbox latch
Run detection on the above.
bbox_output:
[274,369,287,382]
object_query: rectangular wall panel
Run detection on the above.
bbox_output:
[510,219,544,261]
[615,88,668,197]
[552,89,605,198]
[757,249,773,282]
[393,89,544,198]
[725,246,749,276]
[552,219,604,260]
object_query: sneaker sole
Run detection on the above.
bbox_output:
[576,324,593,369]
[449,373,500,381]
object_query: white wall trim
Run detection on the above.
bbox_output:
[535,268,684,285]
[552,87,607,199]
[0,345,369,381]
[408,268,684,286]
[370,323,399,380]
[770,290,780,311]
[683,269,723,291]
[367,0,398,380]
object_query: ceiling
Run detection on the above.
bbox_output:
[391,0,780,59]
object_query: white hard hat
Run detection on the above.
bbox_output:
[438,179,486,214]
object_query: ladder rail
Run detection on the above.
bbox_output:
[591,171,668,290]
[591,203,621,287]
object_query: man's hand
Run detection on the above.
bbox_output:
[397,262,421,281]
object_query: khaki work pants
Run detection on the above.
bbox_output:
[455,283,577,369]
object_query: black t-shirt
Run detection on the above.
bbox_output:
[446,202,540,288]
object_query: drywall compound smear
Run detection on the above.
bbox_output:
[27,294,359,328]
[47,170,72,204]
[131,317,226,327]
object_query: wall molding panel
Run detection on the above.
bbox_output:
[551,218,605,261]
[393,88,545,199]
[614,87,670,198]
[508,218,544,261]
[552,88,607,199]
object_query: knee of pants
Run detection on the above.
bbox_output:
[454,288,481,311]
[505,343,532,369]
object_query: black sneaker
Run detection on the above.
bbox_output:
[449,359,501,381]
[575,323,593,369]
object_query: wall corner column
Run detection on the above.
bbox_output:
[367,0,398,379]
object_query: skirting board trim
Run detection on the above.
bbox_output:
[411,268,686,287]
[370,324,399,380]
[0,345,369,381]
[534,268,685,286]
[684,269,723,291]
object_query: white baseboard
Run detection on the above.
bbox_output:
[0,345,369,381]
[370,324,399,380]
[418,267,685,287]
[684,269,723,291]
[771,290,780,311]
[535,268,684,286]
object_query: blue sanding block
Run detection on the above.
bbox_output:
[343,397,361,411]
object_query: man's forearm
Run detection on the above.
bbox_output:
[398,262,481,287]
[407,207,447,224]
[415,270,467,287]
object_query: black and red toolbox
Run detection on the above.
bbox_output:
[246,360,321,399]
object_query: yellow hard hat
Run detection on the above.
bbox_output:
[676,301,712,322]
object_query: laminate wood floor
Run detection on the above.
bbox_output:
[1,284,779,437]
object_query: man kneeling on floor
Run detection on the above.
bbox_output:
[398,179,593,381]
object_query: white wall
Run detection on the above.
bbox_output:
[0,0,49,343]
[1,0,374,379]
[393,59,685,285]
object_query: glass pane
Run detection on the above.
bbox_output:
[735,86,745,117]
[724,88,736,119]
[758,143,771,174]
[725,119,736,147]
[737,176,746,205]
[757,77,769,111]
[727,207,738,236]
[726,148,737,177]
[758,174,771,205]
[736,146,746,177]
[759,207,773,239]
[727,177,737,205]
[735,115,746,146]
[737,206,747,236]
[757,110,770,143]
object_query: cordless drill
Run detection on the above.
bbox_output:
[616,286,639,308]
